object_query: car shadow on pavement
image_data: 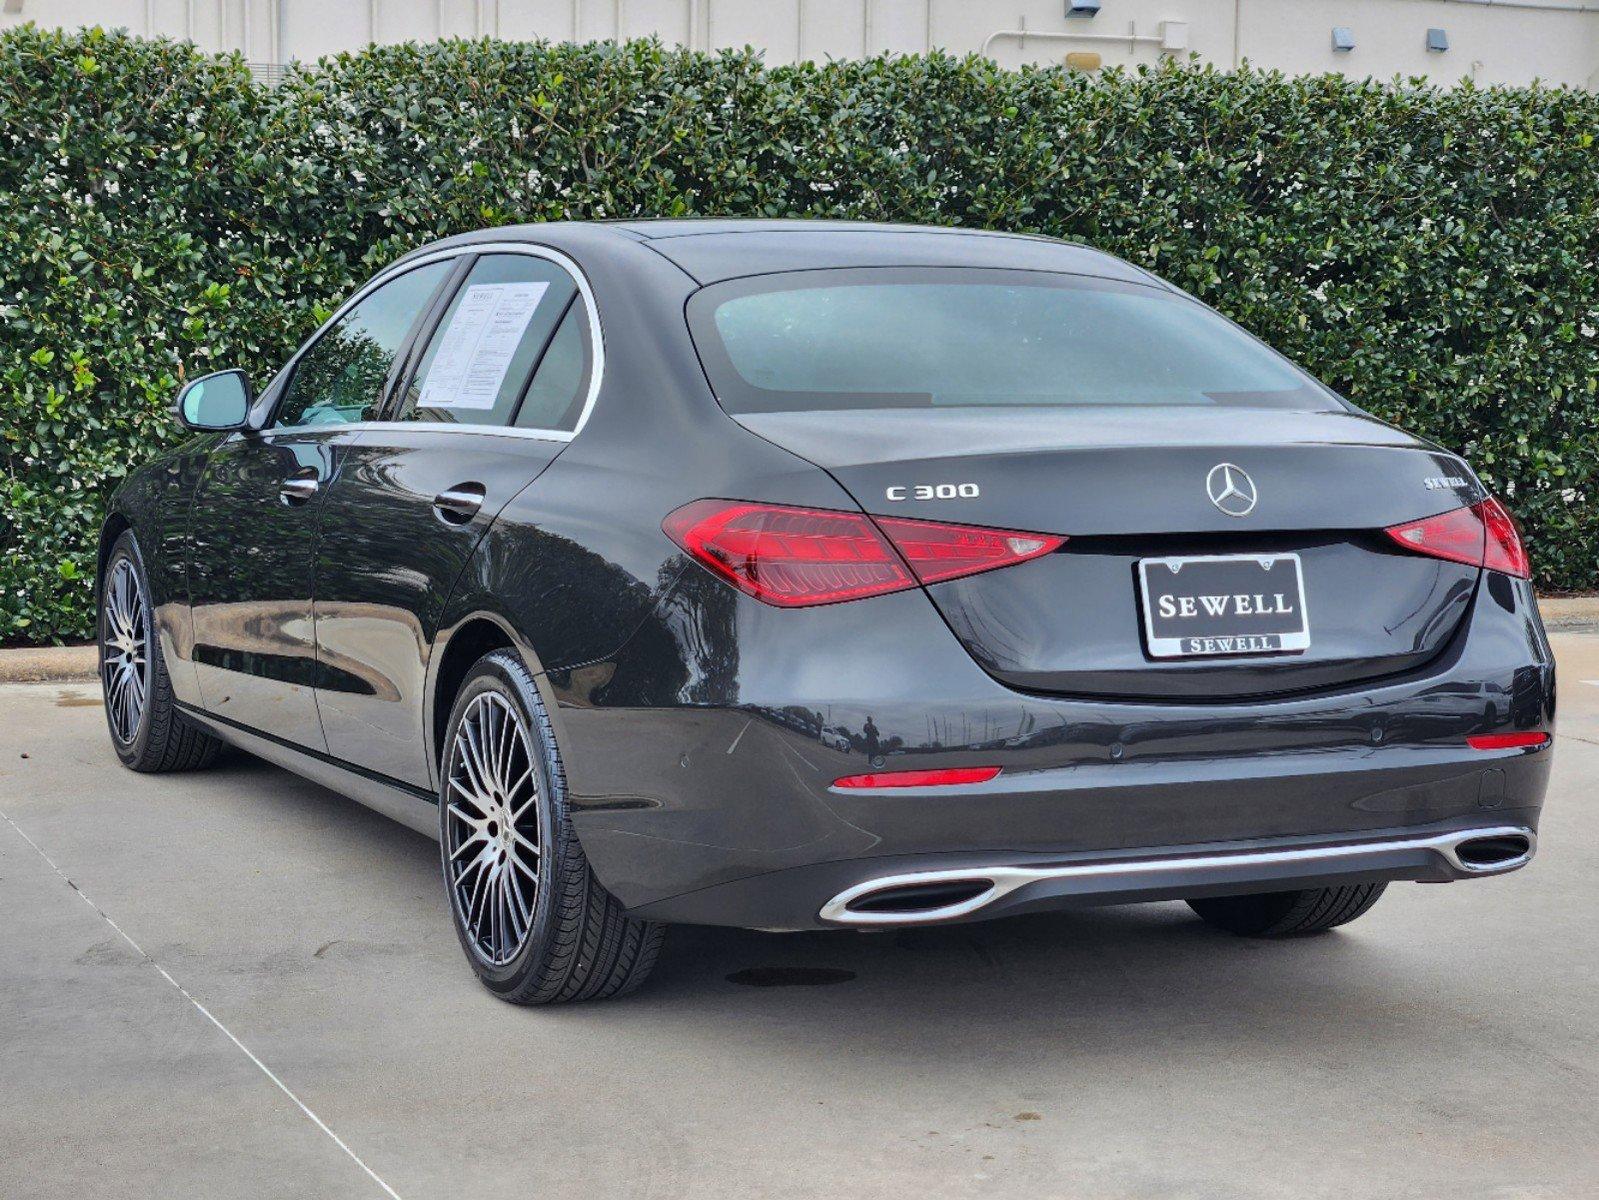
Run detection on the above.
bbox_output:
[214,751,1429,1068]
[622,906,1438,1079]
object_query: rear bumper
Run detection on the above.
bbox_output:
[550,572,1555,930]
[624,815,1540,929]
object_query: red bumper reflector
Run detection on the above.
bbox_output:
[1466,732,1550,751]
[833,766,1003,789]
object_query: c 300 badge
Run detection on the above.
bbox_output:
[886,483,980,501]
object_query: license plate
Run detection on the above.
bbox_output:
[1138,553,1310,659]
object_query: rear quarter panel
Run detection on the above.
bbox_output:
[429,229,861,780]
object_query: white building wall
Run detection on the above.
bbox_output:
[1237,0,1599,87]
[5,0,1597,87]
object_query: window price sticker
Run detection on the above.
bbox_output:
[419,281,549,410]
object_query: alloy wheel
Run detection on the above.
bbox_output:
[101,558,150,745]
[444,691,541,965]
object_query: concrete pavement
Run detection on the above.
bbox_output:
[2,640,1597,1199]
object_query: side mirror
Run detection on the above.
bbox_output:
[175,369,254,431]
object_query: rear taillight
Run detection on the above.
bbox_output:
[662,499,1064,607]
[872,516,1063,585]
[1478,496,1531,578]
[1383,497,1530,579]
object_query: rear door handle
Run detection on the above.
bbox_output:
[432,482,486,524]
[279,470,320,505]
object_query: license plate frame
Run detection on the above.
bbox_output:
[1137,553,1311,659]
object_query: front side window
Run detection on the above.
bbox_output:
[275,261,452,429]
[687,268,1344,415]
[395,253,583,429]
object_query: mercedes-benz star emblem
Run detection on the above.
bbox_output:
[1206,463,1257,517]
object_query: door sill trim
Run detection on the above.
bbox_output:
[177,702,439,840]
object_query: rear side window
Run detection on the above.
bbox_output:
[394,253,582,429]
[687,268,1343,415]
[514,305,590,431]
[276,260,452,428]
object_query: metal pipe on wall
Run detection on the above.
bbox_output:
[980,26,1166,57]
[688,0,699,50]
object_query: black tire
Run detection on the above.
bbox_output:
[1187,882,1388,937]
[99,531,222,774]
[438,648,663,1005]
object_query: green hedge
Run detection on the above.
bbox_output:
[3,25,1596,643]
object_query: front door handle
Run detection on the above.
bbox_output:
[279,469,320,506]
[432,482,486,524]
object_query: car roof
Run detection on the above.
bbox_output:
[617,220,1157,285]
[402,219,1160,288]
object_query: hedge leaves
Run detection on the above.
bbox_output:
[2,25,1595,642]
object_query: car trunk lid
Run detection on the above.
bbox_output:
[736,406,1485,700]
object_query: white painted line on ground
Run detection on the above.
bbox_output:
[0,807,403,1200]
[1583,680,1599,687]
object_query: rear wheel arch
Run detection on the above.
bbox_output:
[427,612,526,777]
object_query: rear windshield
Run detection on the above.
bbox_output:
[686,268,1343,415]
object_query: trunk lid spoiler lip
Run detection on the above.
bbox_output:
[732,407,1458,471]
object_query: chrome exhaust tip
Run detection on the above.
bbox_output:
[1441,829,1536,874]
[823,878,999,925]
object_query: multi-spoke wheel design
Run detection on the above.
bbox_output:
[101,557,150,745]
[97,533,220,773]
[439,651,664,1003]
[444,691,541,966]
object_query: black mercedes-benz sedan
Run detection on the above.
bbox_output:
[97,220,1554,1003]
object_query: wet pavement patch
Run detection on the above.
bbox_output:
[726,966,857,988]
